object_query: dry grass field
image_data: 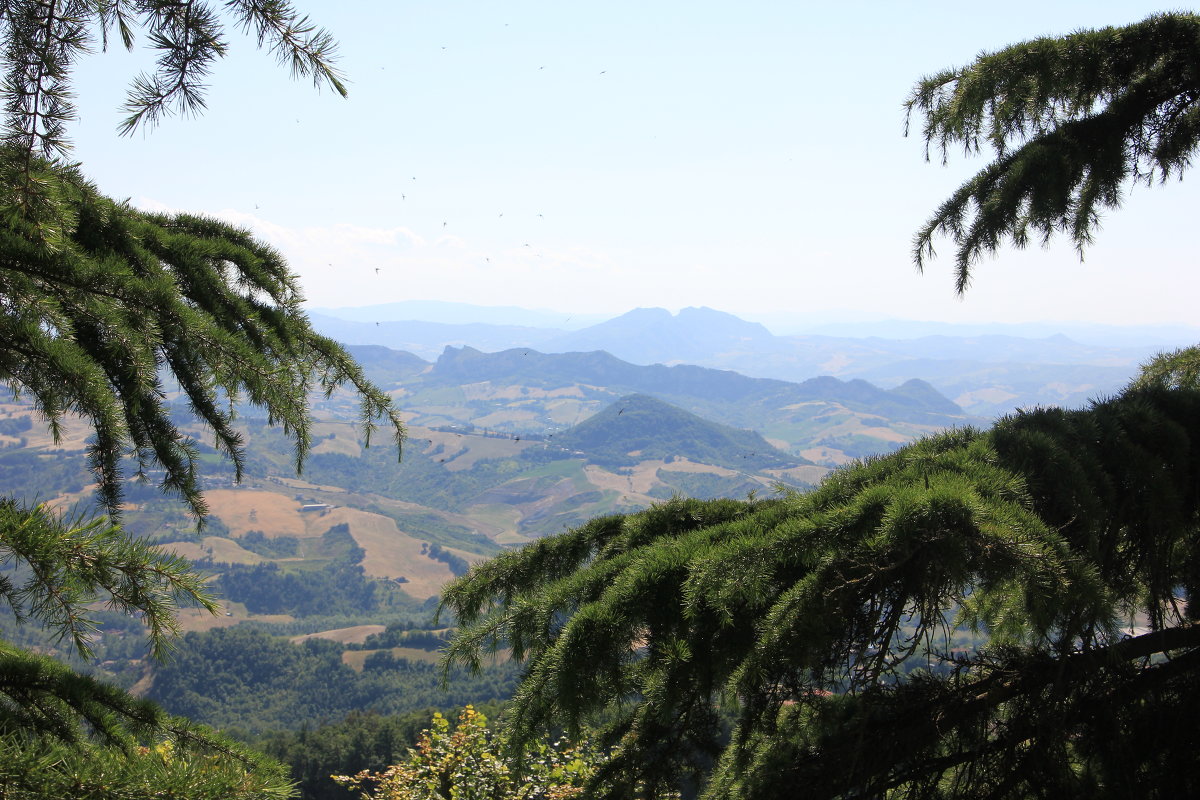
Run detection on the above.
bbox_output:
[582,464,660,507]
[417,426,533,472]
[154,537,265,565]
[584,457,734,496]
[442,546,490,567]
[204,537,267,565]
[269,476,350,494]
[290,624,386,645]
[156,541,208,561]
[582,457,803,507]
[3,405,92,451]
[309,420,365,457]
[172,606,294,632]
[364,493,512,542]
[465,505,529,545]
[341,646,442,671]
[318,507,456,599]
[460,384,585,401]
[657,458,740,477]
[204,489,310,538]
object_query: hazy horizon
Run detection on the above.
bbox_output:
[70,1,1198,327]
[306,299,1200,346]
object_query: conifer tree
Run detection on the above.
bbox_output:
[905,12,1200,292]
[442,13,1200,799]
[0,4,403,798]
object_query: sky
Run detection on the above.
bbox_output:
[66,1,1199,330]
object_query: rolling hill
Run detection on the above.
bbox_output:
[1,342,970,622]
[0,339,986,730]
[552,394,807,472]
[348,344,974,463]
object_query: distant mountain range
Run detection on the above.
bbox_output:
[310,302,1199,417]
[311,301,1199,346]
[342,344,973,463]
[0,329,976,619]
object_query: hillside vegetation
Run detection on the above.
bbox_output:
[1,348,968,624]
[0,346,974,749]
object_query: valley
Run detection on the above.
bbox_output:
[0,309,1175,767]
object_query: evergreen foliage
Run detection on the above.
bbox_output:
[0,0,345,161]
[906,12,1200,290]
[400,18,1194,795]
[0,500,214,660]
[0,726,293,800]
[442,385,1200,798]
[0,157,401,794]
[1130,344,1200,391]
[0,159,403,517]
[0,636,293,799]
[0,5,403,798]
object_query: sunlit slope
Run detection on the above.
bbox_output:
[347,344,975,464]
[0,345,970,614]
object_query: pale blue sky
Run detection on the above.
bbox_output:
[68,1,1198,327]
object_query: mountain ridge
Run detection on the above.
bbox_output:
[317,304,1191,416]
[357,344,973,436]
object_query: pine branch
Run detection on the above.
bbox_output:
[0,155,404,518]
[0,500,217,660]
[445,387,1200,797]
[226,0,347,96]
[906,13,1200,289]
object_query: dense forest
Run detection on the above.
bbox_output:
[205,524,392,616]
[144,627,520,734]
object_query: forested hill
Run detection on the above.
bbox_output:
[347,344,968,429]
[552,394,808,471]
[426,346,952,421]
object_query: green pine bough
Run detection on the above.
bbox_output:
[0,643,293,800]
[0,85,398,800]
[441,386,1200,798]
[0,157,403,518]
[0,155,403,798]
[0,3,403,798]
[906,12,1200,292]
[442,14,1200,795]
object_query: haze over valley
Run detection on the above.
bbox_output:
[311,301,1196,417]
[7,298,1191,620]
